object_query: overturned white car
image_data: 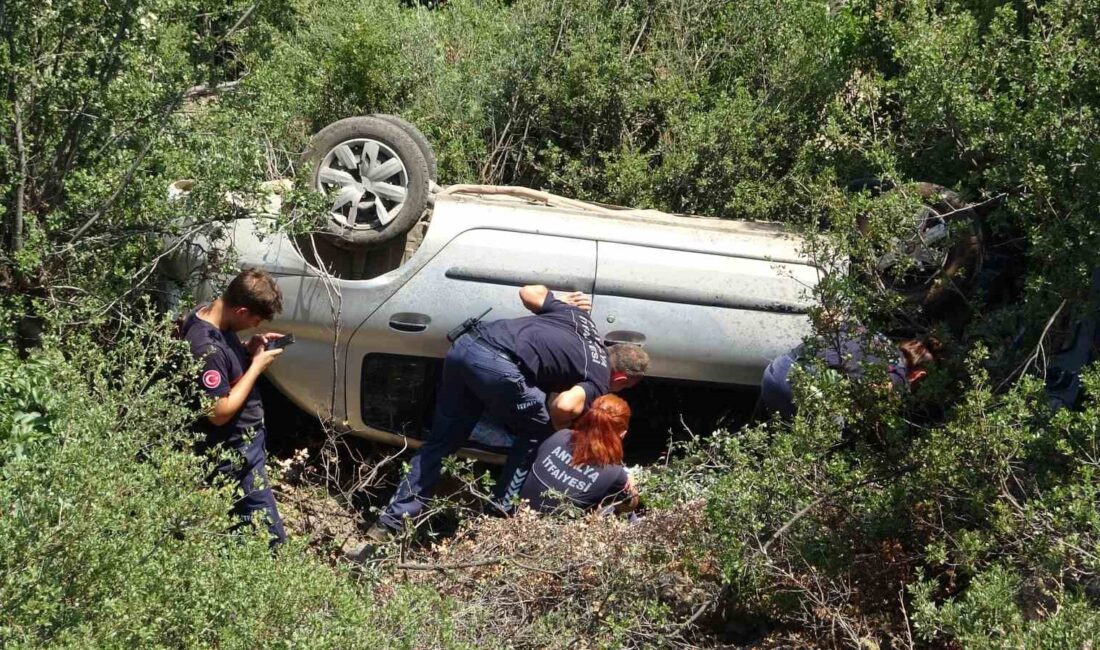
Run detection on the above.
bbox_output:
[165,115,824,461]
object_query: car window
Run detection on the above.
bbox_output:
[360,354,442,435]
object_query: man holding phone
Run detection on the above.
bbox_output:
[178,268,290,546]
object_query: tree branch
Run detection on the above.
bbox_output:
[397,557,506,571]
[68,131,159,242]
[10,97,26,253]
[760,463,918,555]
[995,299,1067,393]
[182,79,242,100]
[68,2,261,244]
[396,555,562,576]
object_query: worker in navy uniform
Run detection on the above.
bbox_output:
[178,268,289,547]
[520,394,640,514]
[757,325,938,419]
[368,284,649,541]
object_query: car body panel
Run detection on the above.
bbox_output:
[592,241,817,385]
[344,229,598,435]
[166,190,821,460]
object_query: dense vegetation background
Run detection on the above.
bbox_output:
[3,0,1100,646]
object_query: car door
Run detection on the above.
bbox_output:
[345,229,597,440]
[590,241,816,385]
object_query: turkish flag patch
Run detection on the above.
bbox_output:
[202,370,222,389]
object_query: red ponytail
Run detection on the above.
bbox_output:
[570,394,631,467]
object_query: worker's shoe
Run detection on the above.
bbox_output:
[364,520,395,543]
[482,497,517,518]
[343,521,396,564]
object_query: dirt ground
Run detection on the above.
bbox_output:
[260,375,756,547]
[258,378,805,647]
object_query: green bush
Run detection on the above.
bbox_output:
[0,327,483,648]
[911,566,1100,648]
[6,0,1100,645]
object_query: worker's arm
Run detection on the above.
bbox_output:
[548,385,588,430]
[614,474,641,513]
[206,347,283,426]
[519,285,551,313]
[519,285,593,314]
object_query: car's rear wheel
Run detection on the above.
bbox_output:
[370,114,438,183]
[849,179,984,309]
[306,116,431,249]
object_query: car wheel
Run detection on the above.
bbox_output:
[849,179,984,309]
[370,114,438,183]
[306,116,431,249]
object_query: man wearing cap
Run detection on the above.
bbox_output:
[367,284,649,541]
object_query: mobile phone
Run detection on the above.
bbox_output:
[265,333,295,351]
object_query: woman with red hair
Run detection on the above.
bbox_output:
[519,394,639,513]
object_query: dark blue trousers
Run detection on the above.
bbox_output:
[380,334,552,530]
[203,426,287,547]
[755,353,796,420]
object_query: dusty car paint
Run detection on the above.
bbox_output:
[165,190,821,461]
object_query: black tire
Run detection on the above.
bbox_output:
[850,180,984,309]
[306,116,430,249]
[371,114,438,182]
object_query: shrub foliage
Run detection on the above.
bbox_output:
[4,0,1100,646]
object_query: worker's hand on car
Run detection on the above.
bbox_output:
[246,332,284,356]
[250,346,284,372]
[560,291,592,312]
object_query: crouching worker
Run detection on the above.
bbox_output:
[178,268,288,547]
[365,284,649,543]
[756,326,938,420]
[520,394,640,514]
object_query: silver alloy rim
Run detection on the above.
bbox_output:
[316,138,409,229]
[876,206,952,286]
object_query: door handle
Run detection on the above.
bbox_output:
[389,312,431,333]
[604,330,646,346]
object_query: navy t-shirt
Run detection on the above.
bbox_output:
[179,308,264,441]
[759,326,907,418]
[477,292,610,406]
[519,429,630,512]
[807,328,907,387]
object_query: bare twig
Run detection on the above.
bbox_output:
[307,233,343,418]
[627,14,649,61]
[10,97,26,253]
[899,582,914,650]
[182,78,242,100]
[761,494,828,556]
[995,299,1067,393]
[924,191,1007,222]
[222,3,258,43]
[677,413,694,438]
[398,557,506,571]
[669,594,716,639]
[397,557,507,571]
[760,464,918,555]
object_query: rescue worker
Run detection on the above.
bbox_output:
[756,325,938,419]
[368,284,649,540]
[519,394,640,514]
[178,268,289,547]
